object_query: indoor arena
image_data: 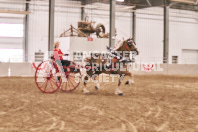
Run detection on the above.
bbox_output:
[0,0,198,131]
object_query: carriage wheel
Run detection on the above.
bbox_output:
[35,61,61,93]
[61,68,81,92]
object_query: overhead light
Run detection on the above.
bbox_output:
[123,6,135,9]
[116,0,124,2]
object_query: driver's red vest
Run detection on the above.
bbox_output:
[53,49,63,60]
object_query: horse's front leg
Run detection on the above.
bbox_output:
[83,75,90,94]
[115,74,124,96]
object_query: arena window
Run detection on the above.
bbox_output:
[0,23,23,37]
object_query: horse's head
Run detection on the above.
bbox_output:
[123,38,139,55]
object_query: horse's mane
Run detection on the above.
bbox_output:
[113,40,124,51]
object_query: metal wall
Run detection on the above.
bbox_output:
[0,0,198,64]
[169,9,198,64]
[136,7,164,63]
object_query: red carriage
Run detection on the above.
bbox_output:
[34,59,82,93]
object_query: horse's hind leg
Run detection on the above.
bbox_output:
[95,81,100,90]
[83,75,90,94]
[92,74,100,90]
[125,72,134,85]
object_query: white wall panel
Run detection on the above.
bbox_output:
[182,49,198,64]
[169,9,198,64]
[136,9,164,63]
[28,11,48,62]
[116,12,132,40]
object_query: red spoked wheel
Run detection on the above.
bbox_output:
[61,68,81,92]
[35,60,61,93]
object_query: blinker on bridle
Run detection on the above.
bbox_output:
[126,39,137,50]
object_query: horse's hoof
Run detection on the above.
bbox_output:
[118,93,123,96]
[125,81,129,85]
[95,86,98,90]
[83,89,90,94]
[83,91,90,94]
[115,90,123,96]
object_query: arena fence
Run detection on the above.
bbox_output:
[0,61,198,77]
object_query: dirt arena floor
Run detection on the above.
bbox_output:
[0,75,198,132]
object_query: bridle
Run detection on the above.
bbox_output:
[126,39,136,51]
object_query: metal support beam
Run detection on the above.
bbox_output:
[81,0,85,20]
[163,6,169,63]
[146,0,152,6]
[24,0,30,62]
[48,0,55,52]
[109,0,116,47]
[132,11,136,42]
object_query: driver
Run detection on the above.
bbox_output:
[53,41,70,72]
